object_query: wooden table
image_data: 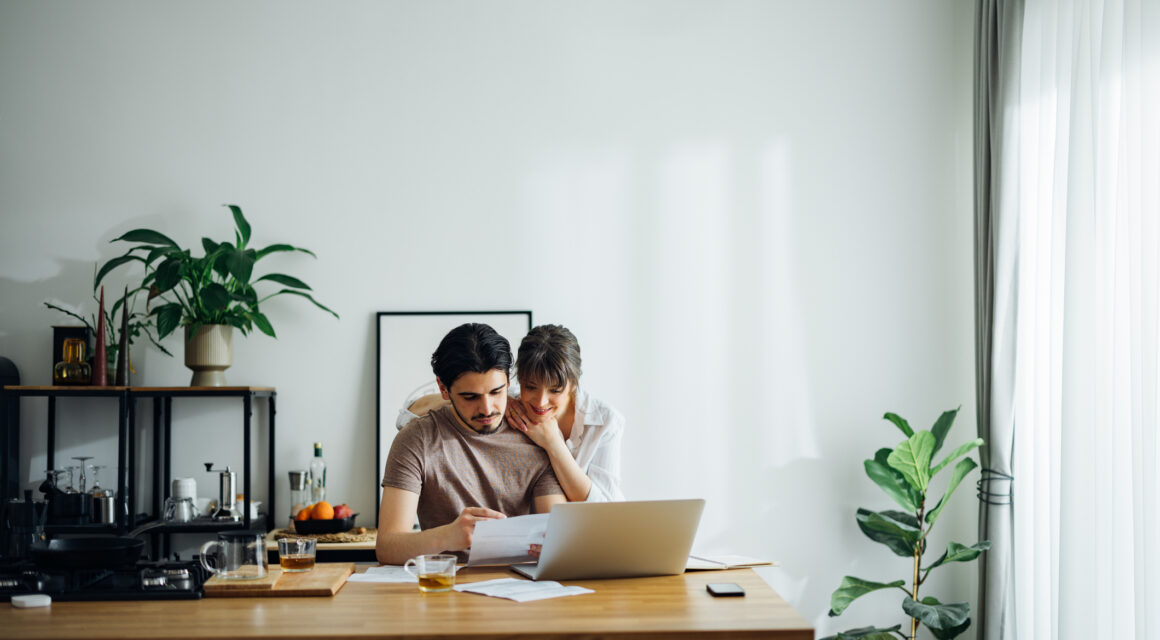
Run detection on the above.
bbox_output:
[3,565,812,639]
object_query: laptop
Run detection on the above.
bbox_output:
[511,498,705,581]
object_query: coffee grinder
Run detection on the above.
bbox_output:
[204,463,241,522]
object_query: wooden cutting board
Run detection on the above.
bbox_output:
[203,562,354,597]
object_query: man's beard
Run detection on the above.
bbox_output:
[451,402,503,434]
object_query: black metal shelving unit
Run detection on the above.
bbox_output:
[133,386,276,559]
[0,386,131,533]
[0,385,275,559]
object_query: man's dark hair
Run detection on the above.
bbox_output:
[431,323,513,388]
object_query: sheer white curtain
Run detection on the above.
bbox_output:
[991,0,1160,638]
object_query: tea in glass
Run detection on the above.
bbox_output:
[277,537,316,572]
[403,554,457,592]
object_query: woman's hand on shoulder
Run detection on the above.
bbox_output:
[506,401,563,449]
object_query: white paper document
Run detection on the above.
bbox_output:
[346,565,417,583]
[466,513,549,566]
[454,578,593,602]
[685,554,777,570]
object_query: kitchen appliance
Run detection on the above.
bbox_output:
[288,470,309,520]
[204,463,241,522]
[199,530,267,580]
[0,558,207,602]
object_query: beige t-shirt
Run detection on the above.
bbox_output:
[381,405,564,533]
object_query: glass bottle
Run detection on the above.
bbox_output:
[53,337,92,385]
[309,442,327,504]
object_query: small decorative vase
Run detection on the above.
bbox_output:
[53,338,92,385]
[184,324,234,387]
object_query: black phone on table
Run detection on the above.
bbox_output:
[706,582,745,597]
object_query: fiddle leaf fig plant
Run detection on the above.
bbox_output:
[94,204,338,344]
[823,408,990,640]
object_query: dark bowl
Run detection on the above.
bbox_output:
[292,513,357,535]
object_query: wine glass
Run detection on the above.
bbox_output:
[88,465,112,497]
[61,466,78,493]
[72,456,92,493]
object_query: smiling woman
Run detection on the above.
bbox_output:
[507,325,625,503]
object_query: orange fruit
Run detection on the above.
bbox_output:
[311,501,334,520]
[295,507,312,521]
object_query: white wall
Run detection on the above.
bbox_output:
[0,1,976,635]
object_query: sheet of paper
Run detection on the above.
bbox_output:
[686,554,777,570]
[466,513,549,566]
[346,565,417,583]
[454,577,593,602]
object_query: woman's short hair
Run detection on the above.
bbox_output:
[516,324,582,390]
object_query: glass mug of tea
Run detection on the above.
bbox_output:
[199,530,267,580]
[278,537,316,572]
[403,554,457,592]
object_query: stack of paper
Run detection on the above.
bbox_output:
[454,578,593,602]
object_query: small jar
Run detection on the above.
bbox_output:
[53,338,91,385]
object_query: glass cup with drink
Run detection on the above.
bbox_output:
[278,537,316,572]
[403,554,457,592]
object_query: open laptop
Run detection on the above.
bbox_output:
[511,498,705,581]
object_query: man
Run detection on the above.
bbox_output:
[376,323,566,565]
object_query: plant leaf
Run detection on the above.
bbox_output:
[153,257,183,293]
[828,576,905,616]
[855,508,920,557]
[250,312,275,338]
[112,228,179,248]
[152,303,183,341]
[255,243,317,260]
[865,458,918,512]
[265,289,340,318]
[888,431,935,492]
[930,438,984,479]
[227,204,251,248]
[929,616,972,640]
[94,254,144,288]
[225,245,254,284]
[201,237,219,255]
[902,597,970,632]
[929,407,960,456]
[876,448,923,508]
[255,273,311,290]
[200,283,231,311]
[924,541,991,571]
[883,412,914,438]
[820,626,903,640]
[926,457,978,526]
[878,509,920,529]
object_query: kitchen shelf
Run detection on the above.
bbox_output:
[1,386,131,531]
[0,385,276,561]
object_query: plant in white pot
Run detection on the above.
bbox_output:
[95,204,338,386]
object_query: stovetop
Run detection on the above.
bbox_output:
[0,559,207,601]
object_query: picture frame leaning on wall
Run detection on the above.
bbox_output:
[375,310,533,521]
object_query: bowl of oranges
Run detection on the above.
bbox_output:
[292,501,357,534]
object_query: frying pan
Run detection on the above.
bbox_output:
[30,537,145,570]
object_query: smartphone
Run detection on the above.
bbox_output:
[706,582,746,597]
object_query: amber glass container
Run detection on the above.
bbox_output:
[53,337,92,385]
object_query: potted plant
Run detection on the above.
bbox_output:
[45,276,172,382]
[94,204,338,386]
[823,408,990,640]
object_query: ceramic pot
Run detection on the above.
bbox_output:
[184,324,233,387]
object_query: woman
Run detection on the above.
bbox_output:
[507,324,624,502]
